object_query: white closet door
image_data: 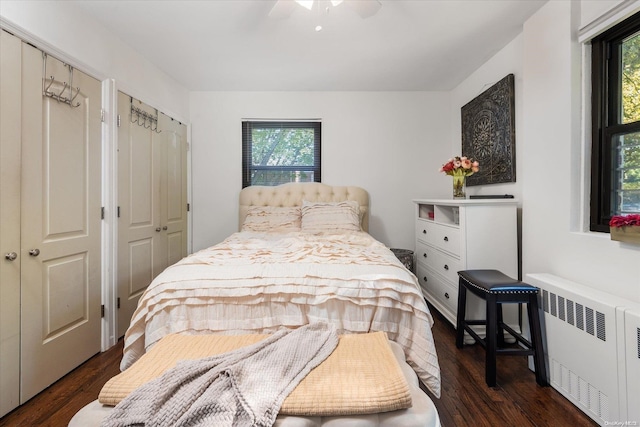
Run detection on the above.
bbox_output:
[0,29,22,418]
[117,94,163,337]
[117,98,188,337]
[20,44,102,402]
[158,113,188,267]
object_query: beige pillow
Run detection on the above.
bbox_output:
[241,206,301,232]
[301,200,361,234]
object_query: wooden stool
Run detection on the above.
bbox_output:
[456,269,548,387]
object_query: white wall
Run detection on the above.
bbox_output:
[5,0,637,303]
[522,0,639,303]
[449,34,524,199]
[189,91,451,251]
[580,0,627,34]
[451,0,640,303]
[451,2,640,302]
[0,1,189,121]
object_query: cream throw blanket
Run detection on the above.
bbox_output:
[102,323,338,427]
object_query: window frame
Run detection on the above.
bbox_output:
[241,120,321,189]
[590,12,640,232]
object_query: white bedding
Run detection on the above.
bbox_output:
[121,230,441,398]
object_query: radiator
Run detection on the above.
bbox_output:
[526,273,640,426]
[623,307,640,424]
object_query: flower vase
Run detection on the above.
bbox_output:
[452,174,466,199]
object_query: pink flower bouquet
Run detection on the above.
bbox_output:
[439,156,480,177]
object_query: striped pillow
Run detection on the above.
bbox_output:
[301,200,361,234]
[241,206,301,232]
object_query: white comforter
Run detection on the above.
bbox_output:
[121,231,441,397]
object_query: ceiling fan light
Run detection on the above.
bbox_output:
[295,0,314,11]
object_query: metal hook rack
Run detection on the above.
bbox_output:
[42,52,81,108]
[130,101,161,133]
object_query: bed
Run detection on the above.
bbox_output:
[70,182,441,427]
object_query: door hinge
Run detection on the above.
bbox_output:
[117,206,121,218]
[101,109,105,123]
[101,304,105,318]
[117,297,121,309]
[101,207,105,220]
[117,114,121,127]
[187,203,190,212]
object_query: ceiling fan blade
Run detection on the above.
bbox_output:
[346,0,382,18]
[269,0,297,19]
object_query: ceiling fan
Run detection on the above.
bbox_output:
[269,0,383,21]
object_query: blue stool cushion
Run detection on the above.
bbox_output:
[458,269,538,293]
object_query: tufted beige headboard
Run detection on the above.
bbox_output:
[239,182,369,232]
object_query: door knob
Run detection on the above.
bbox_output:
[162,226,168,230]
[5,252,17,261]
[29,249,40,257]
[156,227,161,232]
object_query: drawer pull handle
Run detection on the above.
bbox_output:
[444,292,450,299]
[422,230,427,234]
[423,253,427,258]
[443,236,449,242]
[423,276,428,282]
[444,264,449,270]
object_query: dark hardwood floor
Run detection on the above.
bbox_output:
[1,307,596,427]
[425,307,596,426]
[0,340,122,427]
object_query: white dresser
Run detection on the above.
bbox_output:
[413,199,519,327]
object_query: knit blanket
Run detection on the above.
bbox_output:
[101,323,338,427]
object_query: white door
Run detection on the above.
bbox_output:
[0,29,22,417]
[117,94,161,337]
[158,112,188,268]
[19,44,102,402]
[118,96,187,336]
[117,97,188,337]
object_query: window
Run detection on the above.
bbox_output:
[590,12,640,232]
[242,121,321,188]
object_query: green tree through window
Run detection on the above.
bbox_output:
[622,31,640,124]
[618,31,640,214]
[242,121,321,188]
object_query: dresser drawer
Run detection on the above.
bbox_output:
[415,219,431,244]
[416,264,459,316]
[431,251,462,283]
[415,240,437,268]
[416,221,461,256]
[415,241,462,282]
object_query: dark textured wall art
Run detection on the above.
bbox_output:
[461,74,516,186]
